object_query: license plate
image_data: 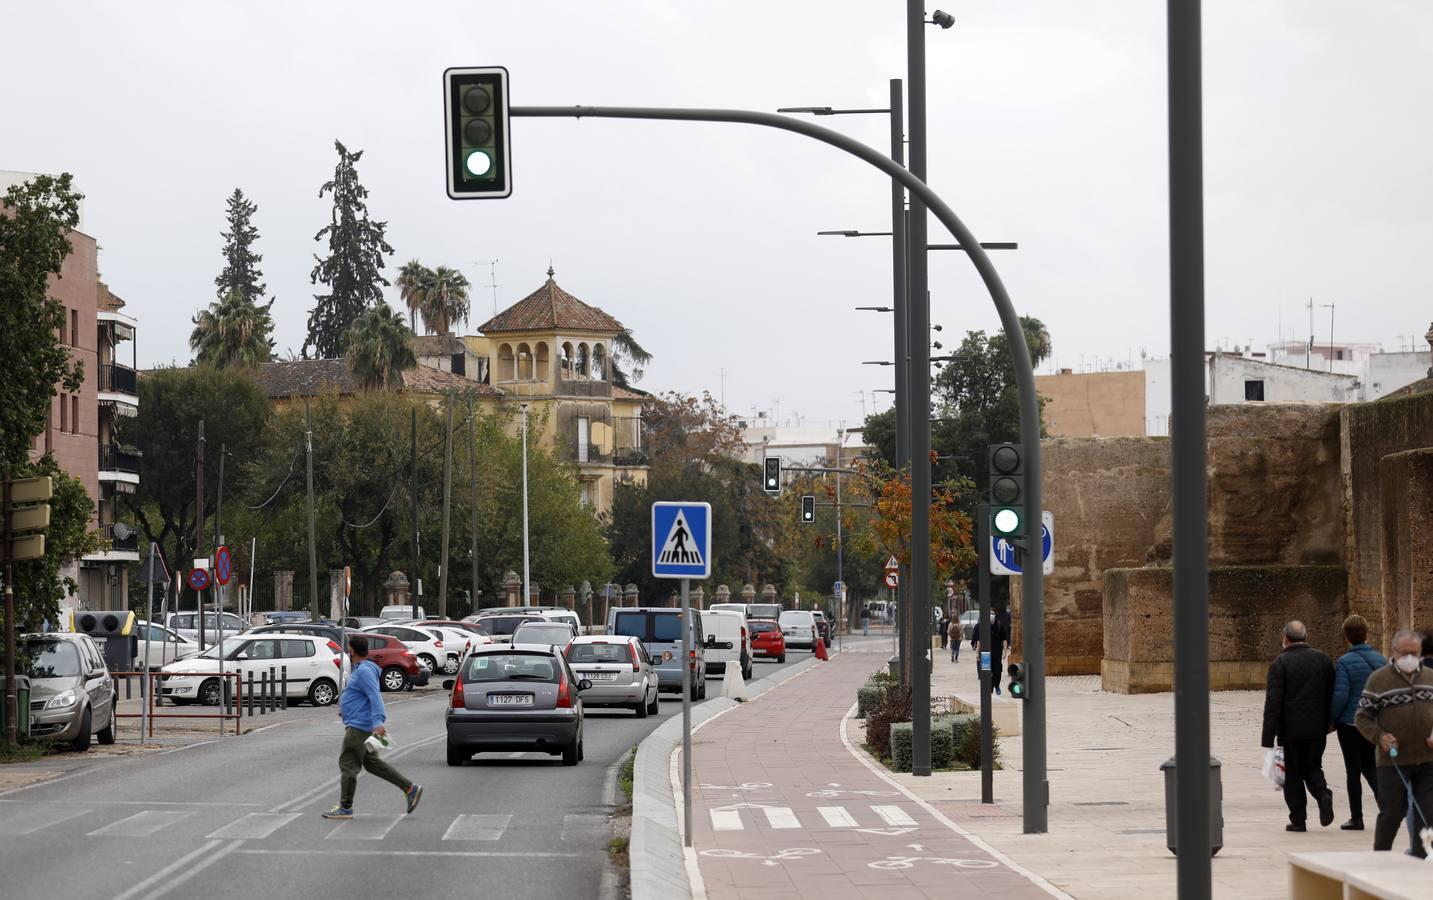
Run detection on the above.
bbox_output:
[489,694,533,707]
[588,672,618,682]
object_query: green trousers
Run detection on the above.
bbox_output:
[339,726,412,808]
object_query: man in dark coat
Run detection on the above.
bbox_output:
[1262,620,1337,831]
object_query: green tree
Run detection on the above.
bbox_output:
[395,259,429,333]
[4,456,98,634]
[0,173,85,469]
[214,188,267,303]
[417,265,471,335]
[190,288,275,369]
[304,141,394,358]
[344,305,416,390]
[610,328,653,387]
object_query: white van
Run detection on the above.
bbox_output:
[379,604,425,620]
[779,610,818,650]
[699,609,751,680]
[707,603,748,619]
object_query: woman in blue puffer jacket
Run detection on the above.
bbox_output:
[1329,614,1385,830]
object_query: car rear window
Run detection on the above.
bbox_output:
[749,622,778,634]
[484,616,541,636]
[569,642,631,663]
[612,611,686,643]
[464,653,559,683]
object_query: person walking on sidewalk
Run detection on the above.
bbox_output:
[1354,629,1433,857]
[974,608,1010,694]
[939,609,951,651]
[949,617,962,662]
[1330,614,1385,831]
[1261,620,1336,832]
[323,635,423,820]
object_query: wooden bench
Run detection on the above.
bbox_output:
[1288,851,1429,899]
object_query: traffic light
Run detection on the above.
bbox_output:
[3,475,52,563]
[444,66,511,199]
[1007,661,1028,700]
[763,456,782,494]
[987,443,1024,544]
[800,495,816,524]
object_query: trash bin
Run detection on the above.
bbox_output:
[1160,755,1223,856]
[888,656,900,679]
[0,675,33,739]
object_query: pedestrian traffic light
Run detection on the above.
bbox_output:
[987,443,1024,544]
[801,495,816,524]
[444,66,511,199]
[763,456,782,494]
[1007,661,1028,700]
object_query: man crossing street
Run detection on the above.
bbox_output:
[323,634,422,820]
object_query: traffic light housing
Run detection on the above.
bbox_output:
[444,66,511,199]
[1007,661,1028,700]
[763,456,782,494]
[987,443,1024,545]
[800,495,816,524]
[3,475,52,563]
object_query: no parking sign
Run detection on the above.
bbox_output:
[214,545,233,586]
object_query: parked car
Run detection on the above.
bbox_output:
[707,602,748,618]
[243,623,421,689]
[379,604,425,621]
[563,635,660,717]
[411,619,492,639]
[361,623,449,674]
[426,625,481,673]
[444,646,590,766]
[467,606,583,633]
[132,620,200,669]
[159,633,344,706]
[606,607,707,700]
[748,619,786,663]
[472,614,546,645]
[254,611,311,626]
[511,621,579,650]
[164,611,248,644]
[778,610,818,650]
[698,609,751,680]
[14,633,116,750]
[341,616,385,629]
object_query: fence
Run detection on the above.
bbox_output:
[111,665,300,739]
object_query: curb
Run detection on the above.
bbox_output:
[629,656,823,900]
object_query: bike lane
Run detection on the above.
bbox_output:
[685,644,1063,899]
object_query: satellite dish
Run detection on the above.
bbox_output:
[112,522,134,541]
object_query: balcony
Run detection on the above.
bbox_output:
[556,379,612,399]
[82,523,140,564]
[99,363,138,395]
[98,444,141,485]
[613,448,649,467]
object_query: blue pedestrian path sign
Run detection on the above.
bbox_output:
[652,502,712,579]
[990,511,1054,576]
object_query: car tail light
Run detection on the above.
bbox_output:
[434,640,444,648]
[451,678,465,708]
[629,642,640,666]
[326,640,341,654]
[555,675,573,708]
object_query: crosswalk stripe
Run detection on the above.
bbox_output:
[88,810,193,837]
[871,805,916,827]
[763,807,801,829]
[560,813,608,841]
[817,806,857,828]
[206,813,301,840]
[327,815,402,840]
[0,806,91,835]
[442,814,512,841]
[710,809,744,831]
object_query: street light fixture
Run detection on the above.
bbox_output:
[862,360,893,366]
[855,306,893,312]
[930,9,956,29]
[818,229,1016,251]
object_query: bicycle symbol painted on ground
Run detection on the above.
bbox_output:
[805,788,899,799]
[868,856,999,870]
[699,782,773,793]
[700,848,823,867]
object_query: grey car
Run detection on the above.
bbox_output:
[20,633,116,751]
[509,622,578,649]
[445,647,590,766]
[606,607,708,700]
[564,635,660,717]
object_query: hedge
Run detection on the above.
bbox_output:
[889,721,954,772]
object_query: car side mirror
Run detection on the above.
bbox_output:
[578,678,593,692]
[442,679,455,690]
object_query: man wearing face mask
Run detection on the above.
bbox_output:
[1355,629,1433,857]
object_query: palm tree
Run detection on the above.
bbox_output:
[1020,315,1053,367]
[418,266,471,335]
[190,289,276,369]
[344,305,417,390]
[610,328,653,388]
[395,260,431,333]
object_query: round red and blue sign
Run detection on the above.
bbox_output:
[188,568,211,591]
[214,545,232,586]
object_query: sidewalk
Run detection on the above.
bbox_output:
[684,640,1062,899]
[868,637,1381,899]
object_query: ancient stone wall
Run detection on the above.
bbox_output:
[1379,448,1433,639]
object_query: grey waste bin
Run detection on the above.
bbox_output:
[1160,756,1223,856]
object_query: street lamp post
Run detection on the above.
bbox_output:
[520,403,531,606]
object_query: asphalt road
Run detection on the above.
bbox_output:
[0,649,814,900]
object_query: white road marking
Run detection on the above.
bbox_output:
[871,805,917,827]
[234,848,585,858]
[561,813,608,841]
[0,806,90,834]
[327,814,402,840]
[112,839,224,900]
[763,806,801,829]
[442,814,511,841]
[206,812,301,840]
[710,809,744,831]
[88,810,194,837]
[817,806,857,828]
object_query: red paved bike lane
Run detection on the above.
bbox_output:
[684,646,1063,899]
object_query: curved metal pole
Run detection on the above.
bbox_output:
[512,104,1045,825]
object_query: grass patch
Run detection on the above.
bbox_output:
[0,742,47,764]
[608,836,629,857]
[619,746,636,804]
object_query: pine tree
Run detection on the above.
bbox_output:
[215,188,267,303]
[304,141,394,358]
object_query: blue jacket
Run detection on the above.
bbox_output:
[1331,644,1385,725]
[339,659,386,732]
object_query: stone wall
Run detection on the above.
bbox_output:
[1103,565,1347,693]
[1379,448,1433,639]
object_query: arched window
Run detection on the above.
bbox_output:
[516,342,532,380]
[576,342,590,378]
[535,342,551,382]
[560,342,574,378]
[591,343,606,381]
[498,343,515,381]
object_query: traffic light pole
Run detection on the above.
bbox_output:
[977,502,993,804]
[888,77,911,692]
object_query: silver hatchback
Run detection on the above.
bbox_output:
[19,633,116,751]
[564,636,660,717]
[445,647,591,766]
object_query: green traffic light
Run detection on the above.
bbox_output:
[993,507,1020,535]
[465,150,493,177]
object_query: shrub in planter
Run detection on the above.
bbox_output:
[890,721,914,772]
[889,720,955,771]
[856,685,886,719]
[863,685,912,759]
[930,722,955,769]
[953,716,1000,770]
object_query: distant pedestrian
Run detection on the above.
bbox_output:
[1354,629,1433,857]
[974,609,1010,694]
[1261,620,1336,832]
[324,635,423,820]
[861,605,870,637]
[1330,615,1385,831]
[939,611,951,650]
[948,617,961,662]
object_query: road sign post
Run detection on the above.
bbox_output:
[977,502,994,804]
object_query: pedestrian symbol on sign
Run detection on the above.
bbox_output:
[657,509,703,567]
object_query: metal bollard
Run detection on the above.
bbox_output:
[280,665,288,710]
[268,666,277,712]
[222,677,232,714]
[259,671,268,715]
[246,671,254,717]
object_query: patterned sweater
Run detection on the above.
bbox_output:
[1354,663,1433,767]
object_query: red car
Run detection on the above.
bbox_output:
[748,619,786,664]
[359,632,423,691]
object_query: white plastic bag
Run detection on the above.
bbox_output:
[365,731,392,755]
[1261,746,1285,789]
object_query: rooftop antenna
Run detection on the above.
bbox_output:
[474,260,500,317]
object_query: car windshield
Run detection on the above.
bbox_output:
[612,612,684,643]
[483,616,540,636]
[512,624,572,645]
[464,653,559,683]
[18,639,81,678]
[196,640,249,660]
[568,642,631,663]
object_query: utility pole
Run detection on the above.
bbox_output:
[469,394,479,614]
[1323,303,1336,372]
[195,419,206,651]
[215,443,225,615]
[411,406,419,619]
[438,393,455,618]
[304,400,318,621]
[888,76,910,689]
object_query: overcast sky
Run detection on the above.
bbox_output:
[4,1,1429,429]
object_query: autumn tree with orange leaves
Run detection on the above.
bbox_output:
[852,457,976,583]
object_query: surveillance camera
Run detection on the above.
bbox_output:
[931,10,955,29]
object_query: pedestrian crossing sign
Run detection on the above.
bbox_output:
[651,501,712,579]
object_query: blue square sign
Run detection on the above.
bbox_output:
[651,502,712,579]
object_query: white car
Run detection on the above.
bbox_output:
[164,611,248,644]
[699,609,752,680]
[708,602,748,619]
[132,620,200,669]
[379,604,425,620]
[362,623,450,674]
[159,633,345,706]
[779,610,818,650]
[426,625,485,673]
